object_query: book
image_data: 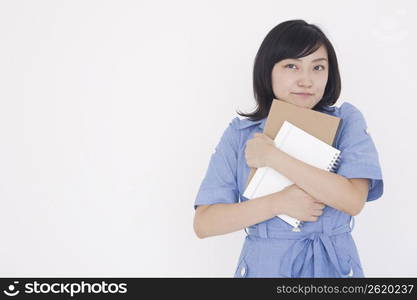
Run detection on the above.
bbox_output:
[243,120,341,231]
[245,99,342,188]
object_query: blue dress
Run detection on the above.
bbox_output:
[194,102,384,278]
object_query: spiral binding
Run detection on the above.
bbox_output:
[327,152,341,172]
[292,220,302,232]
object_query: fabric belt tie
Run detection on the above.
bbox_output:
[247,221,353,278]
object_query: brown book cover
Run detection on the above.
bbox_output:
[245,99,342,188]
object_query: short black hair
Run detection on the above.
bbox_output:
[237,19,341,121]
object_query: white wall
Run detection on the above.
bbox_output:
[0,0,415,277]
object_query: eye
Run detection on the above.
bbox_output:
[314,65,326,71]
[285,64,297,69]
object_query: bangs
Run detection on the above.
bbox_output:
[272,25,324,60]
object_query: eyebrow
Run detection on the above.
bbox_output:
[288,57,328,63]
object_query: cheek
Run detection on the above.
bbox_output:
[317,75,328,93]
[272,76,292,95]
[271,67,293,94]
[273,84,290,99]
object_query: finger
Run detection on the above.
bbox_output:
[312,206,324,212]
[312,210,323,217]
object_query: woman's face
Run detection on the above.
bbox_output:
[271,45,329,109]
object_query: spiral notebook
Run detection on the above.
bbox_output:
[243,120,341,231]
[245,100,342,187]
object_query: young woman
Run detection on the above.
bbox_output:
[193,19,383,278]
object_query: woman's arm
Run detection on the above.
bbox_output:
[266,147,369,216]
[194,191,283,239]
[194,184,326,239]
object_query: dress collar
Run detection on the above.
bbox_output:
[237,117,266,130]
[237,105,335,130]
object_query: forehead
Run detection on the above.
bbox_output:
[283,45,328,62]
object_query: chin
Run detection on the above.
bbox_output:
[278,98,314,109]
[290,100,311,108]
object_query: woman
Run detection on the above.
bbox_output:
[193,19,383,278]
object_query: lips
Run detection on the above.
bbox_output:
[292,92,313,96]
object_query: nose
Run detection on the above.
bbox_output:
[297,72,313,88]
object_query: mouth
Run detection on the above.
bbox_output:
[292,92,314,97]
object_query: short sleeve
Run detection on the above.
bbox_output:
[194,118,240,209]
[335,103,384,201]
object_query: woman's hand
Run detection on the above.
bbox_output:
[245,132,276,168]
[276,184,326,222]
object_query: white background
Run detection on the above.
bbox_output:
[0,0,416,277]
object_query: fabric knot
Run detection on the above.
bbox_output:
[279,224,352,277]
